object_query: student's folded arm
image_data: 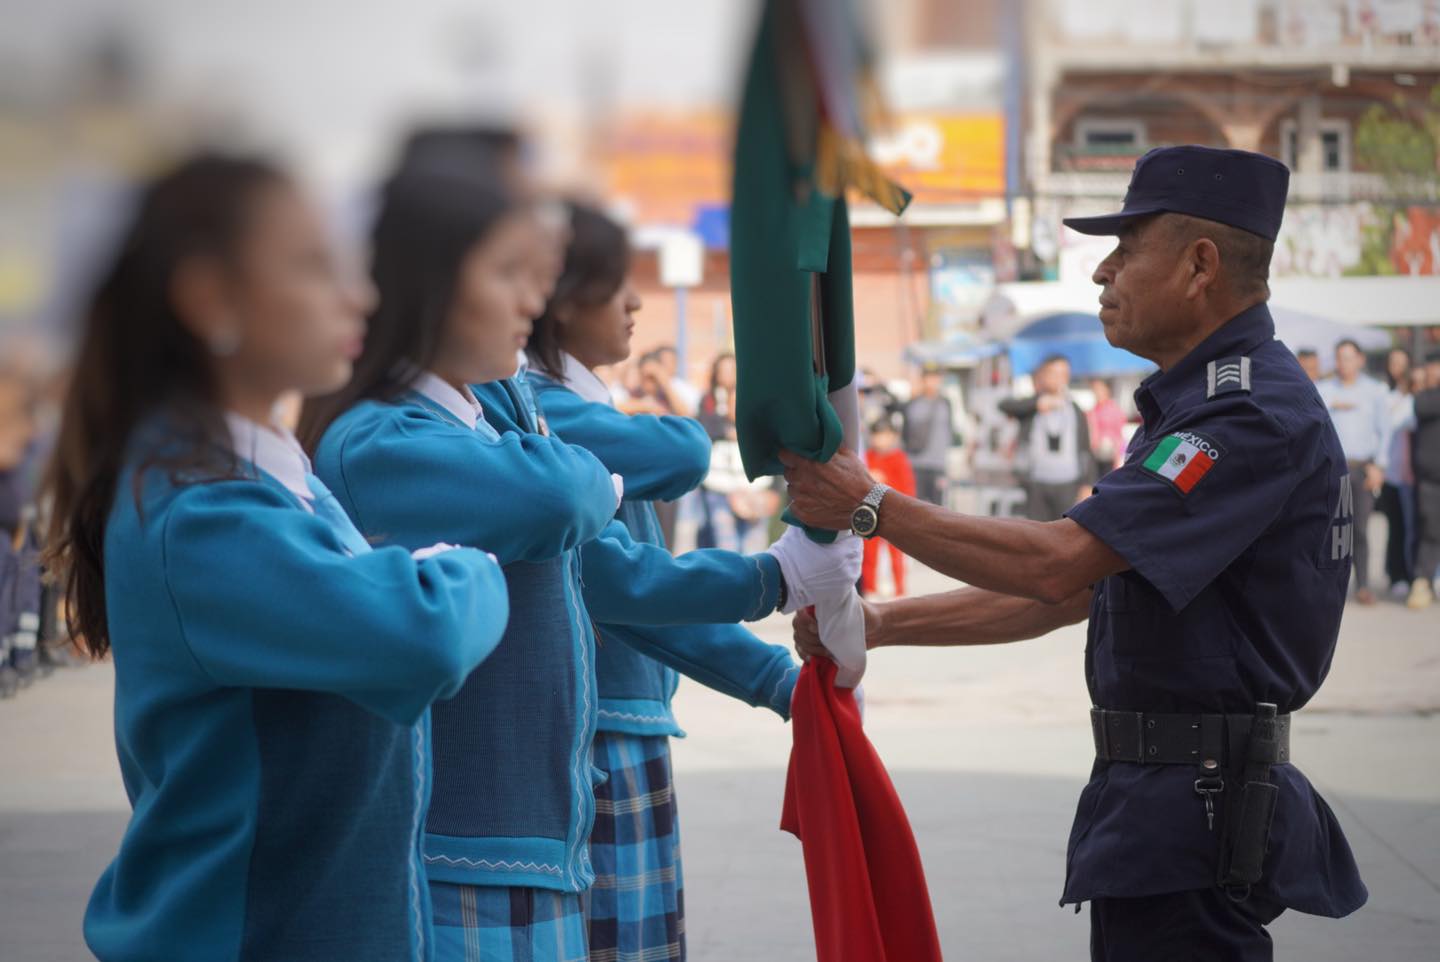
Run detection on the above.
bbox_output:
[579,520,781,625]
[536,387,711,502]
[161,481,510,726]
[338,414,617,565]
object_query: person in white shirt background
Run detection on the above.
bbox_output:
[1317,339,1391,605]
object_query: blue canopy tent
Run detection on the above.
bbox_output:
[1008,312,1156,377]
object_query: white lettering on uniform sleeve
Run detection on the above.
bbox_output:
[1330,473,1354,562]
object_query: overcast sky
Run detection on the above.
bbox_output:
[4,0,760,182]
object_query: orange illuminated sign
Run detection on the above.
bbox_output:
[601,110,1005,226]
[869,114,1006,202]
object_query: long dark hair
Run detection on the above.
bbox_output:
[42,154,288,658]
[298,169,517,449]
[700,351,737,416]
[526,201,630,379]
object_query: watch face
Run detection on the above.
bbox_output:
[851,505,878,537]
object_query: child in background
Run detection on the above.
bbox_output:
[863,418,916,597]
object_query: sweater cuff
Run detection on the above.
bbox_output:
[745,552,784,621]
[766,662,801,721]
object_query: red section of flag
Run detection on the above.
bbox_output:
[781,658,944,962]
[1174,450,1215,493]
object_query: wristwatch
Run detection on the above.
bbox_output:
[850,483,890,539]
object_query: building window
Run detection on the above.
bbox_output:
[1074,118,1147,154]
[1280,119,1350,172]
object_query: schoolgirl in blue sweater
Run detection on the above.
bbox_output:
[302,165,621,961]
[42,155,510,962]
[522,202,865,961]
[303,160,855,961]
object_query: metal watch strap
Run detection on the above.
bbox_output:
[863,483,889,513]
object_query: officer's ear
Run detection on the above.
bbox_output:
[1183,236,1222,301]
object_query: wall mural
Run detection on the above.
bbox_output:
[1257,202,1440,277]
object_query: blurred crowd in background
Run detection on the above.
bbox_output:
[586,334,1440,612]
[0,357,81,697]
[4,329,1439,701]
[6,280,1440,703]
[5,0,1440,698]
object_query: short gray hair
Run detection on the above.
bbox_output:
[1162,213,1274,300]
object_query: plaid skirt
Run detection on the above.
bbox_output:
[430,882,588,962]
[584,732,685,962]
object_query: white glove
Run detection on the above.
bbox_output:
[816,586,867,688]
[765,526,863,615]
[412,543,460,561]
[611,473,625,510]
[412,545,500,567]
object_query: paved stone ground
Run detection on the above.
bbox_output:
[670,556,1440,961]
[2,547,1437,960]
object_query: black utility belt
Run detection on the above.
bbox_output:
[1090,708,1291,766]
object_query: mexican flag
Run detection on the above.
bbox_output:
[1143,433,1219,493]
[731,3,940,961]
[728,0,910,523]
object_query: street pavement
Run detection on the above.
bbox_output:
[673,559,1440,961]
[2,549,1438,960]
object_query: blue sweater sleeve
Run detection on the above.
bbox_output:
[160,480,509,726]
[323,405,617,564]
[599,621,799,721]
[532,383,712,502]
[579,519,782,625]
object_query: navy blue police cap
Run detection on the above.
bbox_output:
[1062,146,1290,241]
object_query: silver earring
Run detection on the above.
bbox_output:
[208,328,241,357]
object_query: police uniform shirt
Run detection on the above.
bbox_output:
[1061,302,1367,918]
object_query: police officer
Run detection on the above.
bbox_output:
[782,145,1368,961]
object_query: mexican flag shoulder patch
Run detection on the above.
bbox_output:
[1142,431,1224,494]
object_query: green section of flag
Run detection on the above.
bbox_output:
[729,0,853,542]
[1143,436,1182,473]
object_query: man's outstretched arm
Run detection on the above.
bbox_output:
[794,586,1093,658]
[780,448,1126,604]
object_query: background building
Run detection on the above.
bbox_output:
[1019,0,1440,356]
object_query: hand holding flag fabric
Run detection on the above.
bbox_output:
[779,447,877,532]
[767,528,867,687]
[766,527,862,613]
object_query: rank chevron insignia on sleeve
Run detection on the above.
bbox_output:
[1206,356,1252,399]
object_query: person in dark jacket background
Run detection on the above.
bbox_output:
[902,366,955,507]
[1406,350,1440,609]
